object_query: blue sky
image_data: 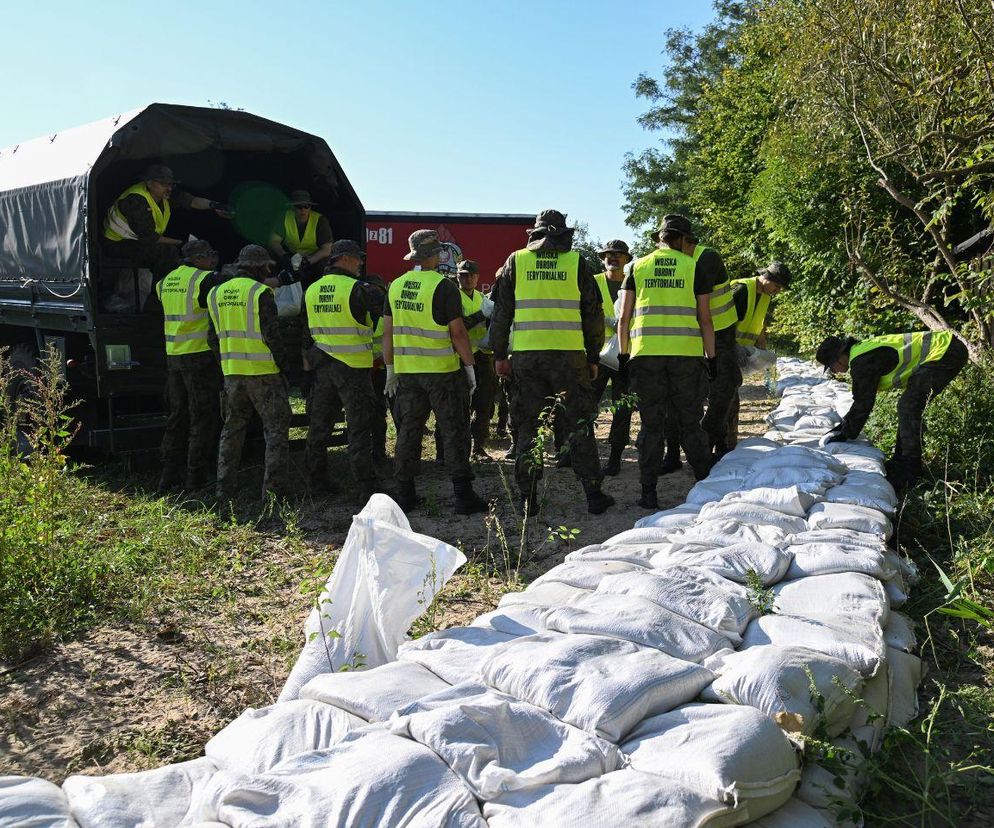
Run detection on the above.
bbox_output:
[0,0,717,243]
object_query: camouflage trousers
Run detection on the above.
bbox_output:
[470,352,499,447]
[305,357,377,485]
[509,351,601,492]
[370,366,390,459]
[217,373,291,500]
[630,355,713,483]
[700,327,743,456]
[160,352,222,485]
[394,370,472,483]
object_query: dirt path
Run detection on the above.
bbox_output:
[1,382,774,781]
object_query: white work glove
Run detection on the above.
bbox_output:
[290,253,304,272]
[384,365,399,398]
[481,296,495,319]
[463,364,477,396]
[604,316,617,330]
[819,429,843,447]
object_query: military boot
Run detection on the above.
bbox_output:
[584,482,616,515]
[602,445,624,476]
[660,452,683,474]
[184,465,214,492]
[453,477,488,515]
[638,484,659,510]
[156,467,183,495]
[556,449,572,469]
[395,479,423,512]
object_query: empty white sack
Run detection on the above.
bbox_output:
[482,770,746,828]
[595,567,753,641]
[529,560,647,591]
[650,541,793,586]
[389,684,621,799]
[742,614,885,677]
[719,485,819,517]
[0,776,76,828]
[622,703,800,817]
[773,572,890,627]
[397,626,521,685]
[480,633,714,743]
[63,757,218,828]
[300,659,452,721]
[541,593,731,662]
[205,699,365,775]
[784,541,895,581]
[807,502,893,539]
[497,581,591,609]
[199,732,485,828]
[702,645,863,737]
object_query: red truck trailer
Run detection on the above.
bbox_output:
[364,212,533,289]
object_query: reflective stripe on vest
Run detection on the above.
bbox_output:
[156,266,211,356]
[103,183,171,242]
[630,248,702,357]
[461,289,488,353]
[849,331,953,391]
[693,245,737,333]
[304,274,373,368]
[734,277,771,346]
[206,278,279,376]
[388,270,459,373]
[594,273,617,338]
[512,250,583,351]
[282,210,322,255]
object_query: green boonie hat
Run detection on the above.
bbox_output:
[653,214,694,241]
[403,229,444,261]
[529,209,572,237]
[816,335,847,368]
[289,190,316,206]
[456,259,479,277]
[236,244,274,267]
[597,239,632,258]
[143,164,176,184]
[329,239,365,261]
[759,261,792,288]
[181,239,217,260]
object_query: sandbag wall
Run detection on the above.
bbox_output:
[0,358,924,828]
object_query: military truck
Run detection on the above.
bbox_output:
[0,103,364,452]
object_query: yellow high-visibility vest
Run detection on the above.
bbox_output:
[156,265,212,356]
[734,277,771,346]
[282,210,322,255]
[461,289,488,353]
[372,316,384,361]
[103,183,171,241]
[694,245,736,332]
[512,250,583,351]
[389,270,459,374]
[206,277,279,376]
[849,332,954,391]
[594,273,618,338]
[630,248,702,357]
[304,274,373,369]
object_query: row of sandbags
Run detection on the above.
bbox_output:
[0,359,924,827]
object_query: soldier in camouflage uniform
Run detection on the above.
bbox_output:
[490,210,615,515]
[156,239,225,492]
[302,240,383,500]
[207,245,292,502]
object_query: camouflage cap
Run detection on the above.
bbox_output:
[403,229,444,261]
[816,335,848,368]
[529,209,571,236]
[289,189,315,206]
[329,239,365,261]
[143,163,176,184]
[759,261,792,288]
[597,239,632,258]
[653,214,694,241]
[456,259,480,277]
[181,239,217,261]
[235,244,274,267]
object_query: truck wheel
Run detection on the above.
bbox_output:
[6,343,40,453]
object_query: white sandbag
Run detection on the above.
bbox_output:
[702,645,862,737]
[564,543,660,566]
[671,519,788,548]
[823,440,886,462]
[471,605,548,636]
[796,731,870,813]
[883,611,917,652]
[793,414,841,431]
[720,485,818,518]
[807,502,893,539]
[825,471,897,513]
[887,647,924,728]
[596,567,753,641]
[883,549,920,585]
[685,478,746,505]
[622,703,800,817]
[541,593,731,662]
[741,615,884,677]
[750,445,847,474]
[829,452,887,474]
[883,577,909,608]
[279,495,466,702]
[530,560,646,591]
[787,528,887,549]
[601,526,684,546]
[205,700,365,775]
[390,685,621,799]
[300,660,452,721]
[650,541,793,586]
[749,796,835,827]
[739,345,778,374]
[480,633,714,743]
[397,626,520,685]
[773,573,890,627]
[201,732,485,828]
[498,581,591,609]
[63,757,218,828]
[698,501,809,534]
[482,770,746,828]
[0,777,76,828]
[743,465,843,494]
[633,504,702,530]
[784,541,895,581]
